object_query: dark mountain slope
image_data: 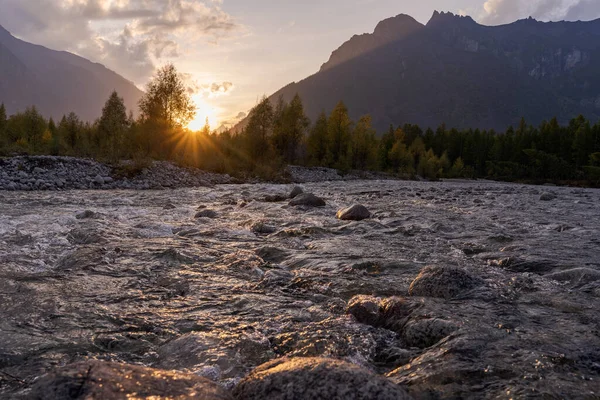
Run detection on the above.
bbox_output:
[261,12,600,132]
[0,25,143,121]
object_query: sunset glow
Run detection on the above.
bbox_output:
[188,95,220,132]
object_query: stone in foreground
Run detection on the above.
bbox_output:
[29,360,233,399]
[336,204,371,221]
[288,193,326,207]
[233,357,411,400]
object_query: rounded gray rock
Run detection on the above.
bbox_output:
[289,193,326,207]
[409,266,482,299]
[290,186,304,199]
[540,192,557,201]
[337,204,371,221]
[233,357,412,400]
[28,360,233,400]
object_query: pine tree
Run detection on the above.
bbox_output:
[271,94,309,164]
[244,96,274,163]
[23,106,47,153]
[59,112,83,153]
[0,103,7,148]
[0,103,6,131]
[98,91,129,159]
[349,115,377,170]
[326,101,352,169]
[306,111,328,166]
[378,125,396,171]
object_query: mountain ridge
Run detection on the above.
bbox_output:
[240,11,600,132]
[0,25,143,121]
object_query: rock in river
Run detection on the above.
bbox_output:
[233,357,411,400]
[288,193,326,207]
[195,209,218,219]
[540,192,557,201]
[336,204,371,221]
[289,186,304,199]
[29,360,233,400]
[409,266,482,299]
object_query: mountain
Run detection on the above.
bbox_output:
[0,25,143,121]
[253,12,600,132]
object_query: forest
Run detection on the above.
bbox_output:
[1,64,600,186]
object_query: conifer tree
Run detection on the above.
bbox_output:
[306,111,328,166]
[349,115,377,170]
[98,91,129,159]
[326,101,352,169]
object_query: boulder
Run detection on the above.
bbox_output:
[540,192,557,201]
[28,360,233,400]
[94,175,105,185]
[195,209,218,219]
[251,222,277,234]
[289,193,326,207]
[409,266,482,299]
[233,357,411,400]
[75,210,98,220]
[346,295,381,326]
[336,204,371,221]
[289,186,304,199]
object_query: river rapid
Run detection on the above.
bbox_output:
[0,180,599,399]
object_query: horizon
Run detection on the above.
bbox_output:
[1,1,600,129]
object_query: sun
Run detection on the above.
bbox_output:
[187,95,219,132]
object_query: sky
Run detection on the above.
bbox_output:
[1,0,600,129]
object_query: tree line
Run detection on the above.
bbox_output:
[1,64,600,185]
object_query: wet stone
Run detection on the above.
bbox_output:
[28,360,233,400]
[289,193,326,207]
[233,357,412,400]
[546,268,600,286]
[540,192,557,201]
[402,318,459,348]
[289,186,304,199]
[256,246,290,263]
[409,266,482,299]
[251,221,277,234]
[336,204,371,221]
[346,295,381,326]
[75,210,98,219]
[195,209,218,219]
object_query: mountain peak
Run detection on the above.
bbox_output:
[427,10,476,26]
[373,14,422,37]
[320,14,423,72]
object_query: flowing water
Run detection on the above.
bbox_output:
[0,180,599,398]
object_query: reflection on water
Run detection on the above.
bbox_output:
[0,180,599,397]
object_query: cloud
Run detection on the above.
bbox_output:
[564,0,600,20]
[181,74,235,98]
[235,111,247,119]
[0,0,241,83]
[480,0,600,25]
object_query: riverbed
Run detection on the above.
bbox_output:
[1,180,599,398]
